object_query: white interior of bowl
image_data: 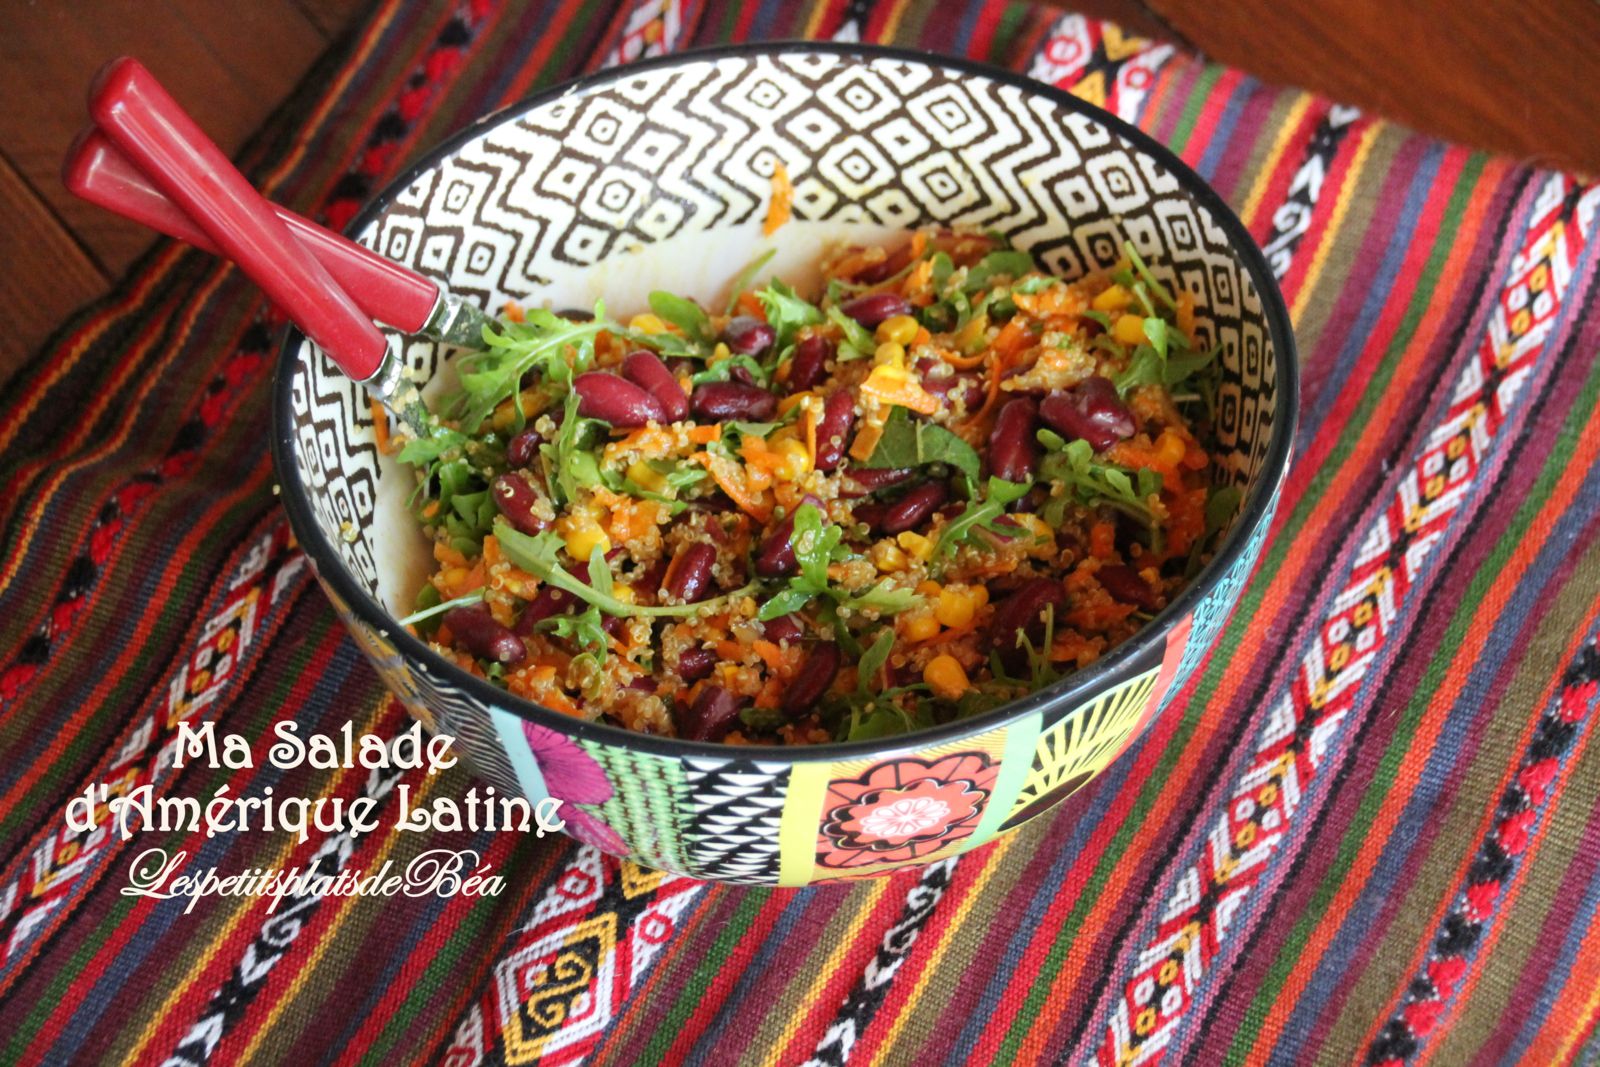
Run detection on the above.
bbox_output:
[284,50,1279,626]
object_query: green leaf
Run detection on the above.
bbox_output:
[1113,346,1165,395]
[932,476,1032,560]
[397,586,483,628]
[725,249,777,314]
[757,587,814,621]
[538,603,610,658]
[648,291,713,344]
[451,308,606,431]
[690,353,770,387]
[1142,316,1169,359]
[540,390,605,507]
[843,581,920,614]
[1205,484,1242,538]
[826,305,877,361]
[860,408,982,493]
[1123,240,1179,312]
[856,630,895,694]
[756,279,825,350]
[1012,275,1057,295]
[396,426,468,468]
[963,249,1036,294]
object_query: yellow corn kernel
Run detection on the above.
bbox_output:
[924,654,971,700]
[870,541,908,573]
[955,313,991,352]
[557,516,610,561]
[1156,429,1188,467]
[902,611,941,642]
[1093,283,1133,312]
[1113,313,1149,346]
[876,314,920,346]
[611,583,635,605]
[916,579,943,597]
[627,460,669,494]
[934,584,987,629]
[897,531,935,562]
[1012,513,1057,558]
[774,437,811,481]
[629,312,669,334]
[873,340,907,367]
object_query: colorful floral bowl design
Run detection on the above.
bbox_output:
[272,43,1296,885]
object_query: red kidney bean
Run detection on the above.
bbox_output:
[723,315,776,356]
[622,349,689,422]
[880,481,949,534]
[786,334,834,393]
[491,473,550,536]
[678,685,746,741]
[1039,376,1135,451]
[839,292,912,329]
[443,606,526,666]
[782,642,841,716]
[987,578,1068,669]
[1097,564,1161,612]
[989,397,1040,483]
[763,614,805,644]
[691,381,777,421]
[853,242,913,284]
[851,500,888,532]
[505,426,544,468]
[602,614,625,638]
[663,543,717,603]
[514,586,576,636]
[839,467,915,497]
[627,676,657,692]
[573,372,667,427]
[755,494,822,578]
[676,646,716,683]
[812,389,856,472]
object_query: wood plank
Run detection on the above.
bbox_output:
[0,151,110,380]
[0,0,333,277]
[293,0,374,40]
[1136,0,1600,174]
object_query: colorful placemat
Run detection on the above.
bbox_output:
[3,1,1599,1063]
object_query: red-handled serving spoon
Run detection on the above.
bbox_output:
[76,58,487,435]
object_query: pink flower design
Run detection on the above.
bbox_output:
[818,752,998,869]
[521,722,625,853]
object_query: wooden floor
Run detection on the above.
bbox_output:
[1,0,1595,382]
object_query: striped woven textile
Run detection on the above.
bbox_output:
[3,0,1598,1063]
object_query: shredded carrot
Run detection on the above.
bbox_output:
[849,419,885,461]
[1089,522,1117,560]
[687,424,721,444]
[752,639,785,670]
[738,291,766,318]
[763,161,793,236]
[369,400,394,455]
[860,366,939,415]
[501,301,525,323]
[777,391,813,416]
[693,450,773,521]
[716,639,745,663]
[939,347,988,371]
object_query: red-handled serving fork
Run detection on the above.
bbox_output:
[66,57,493,435]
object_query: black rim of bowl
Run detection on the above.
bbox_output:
[271,40,1300,763]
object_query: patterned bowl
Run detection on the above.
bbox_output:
[272,42,1296,885]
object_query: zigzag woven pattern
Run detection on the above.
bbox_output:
[2,1,1600,1064]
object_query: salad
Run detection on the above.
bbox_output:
[389,229,1235,744]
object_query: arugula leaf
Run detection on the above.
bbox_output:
[755,504,922,620]
[1013,275,1057,295]
[647,291,713,345]
[397,587,483,628]
[396,426,469,468]
[962,249,1036,294]
[932,476,1032,560]
[725,249,776,314]
[540,390,605,507]
[856,630,895,693]
[756,279,825,350]
[827,305,877,361]
[1123,241,1179,312]
[496,523,750,618]
[452,307,605,431]
[537,603,610,658]
[1142,316,1169,359]
[861,408,981,493]
[690,353,770,387]
[1038,441,1158,535]
[1204,484,1242,539]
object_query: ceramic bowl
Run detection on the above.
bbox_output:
[272,42,1296,885]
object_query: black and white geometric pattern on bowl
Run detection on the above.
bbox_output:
[287,50,1278,597]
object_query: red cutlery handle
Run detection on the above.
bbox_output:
[63,129,439,334]
[88,57,389,380]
